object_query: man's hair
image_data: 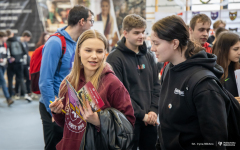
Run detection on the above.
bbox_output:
[213,20,226,29]
[215,27,228,38]
[22,30,32,37]
[122,14,146,32]
[68,5,94,26]
[5,29,12,37]
[0,31,7,38]
[190,14,211,30]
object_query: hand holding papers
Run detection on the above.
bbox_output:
[65,79,105,122]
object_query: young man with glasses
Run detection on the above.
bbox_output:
[39,5,94,150]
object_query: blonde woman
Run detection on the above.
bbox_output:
[49,29,135,150]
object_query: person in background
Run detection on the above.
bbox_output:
[0,31,13,106]
[39,5,94,150]
[189,14,212,53]
[49,29,135,150]
[35,32,50,49]
[95,0,114,40]
[212,31,240,101]
[212,27,228,45]
[5,29,32,102]
[17,30,32,100]
[151,15,228,150]
[207,19,226,45]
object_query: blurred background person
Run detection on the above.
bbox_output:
[35,32,50,49]
[0,31,13,106]
[207,19,226,45]
[212,27,228,45]
[16,31,32,100]
[6,29,31,102]
[212,31,240,101]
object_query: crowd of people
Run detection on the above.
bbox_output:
[1,3,240,150]
[0,29,33,106]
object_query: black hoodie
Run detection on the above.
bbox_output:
[107,37,160,121]
[159,51,228,150]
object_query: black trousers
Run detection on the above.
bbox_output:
[132,119,158,150]
[17,65,31,95]
[39,102,63,150]
[7,63,26,97]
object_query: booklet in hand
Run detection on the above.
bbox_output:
[77,82,105,112]
[65,79,105,114]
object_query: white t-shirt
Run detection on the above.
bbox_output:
[0,45,10,66]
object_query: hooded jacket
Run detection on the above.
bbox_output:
[39,26,76,116]
[52,64,135,150]
[158,50,228,150]
[107,37,160,121]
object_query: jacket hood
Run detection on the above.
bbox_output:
[172,50,223,79]
[102,63,115,76]
[116,37,147,56]
[57,26,76,43]
[7,37,18,42]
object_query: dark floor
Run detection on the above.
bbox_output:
[0,94,44,150]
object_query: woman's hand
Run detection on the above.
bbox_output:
[79,101,100,126]
[49,100,63,114]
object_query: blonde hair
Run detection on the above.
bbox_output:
[213,20,226,30]
[59,29,108,97]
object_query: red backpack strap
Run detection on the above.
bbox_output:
[49,33,66,72]
[4,42,7,49]
[50,33,66,54]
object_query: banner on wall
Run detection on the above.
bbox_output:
[37,0,72,33]
[89,0,146,49]
[156,9,240,35]
[0,0,44,51]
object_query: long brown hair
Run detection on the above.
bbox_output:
[212,31,240,82]
[35,32,49,48]
[58,29,108,97]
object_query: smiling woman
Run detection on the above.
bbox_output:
[49,29,135,150]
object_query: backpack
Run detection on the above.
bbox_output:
[185,69,240,149]
[29,33,66,94]
[7,40,25,63]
